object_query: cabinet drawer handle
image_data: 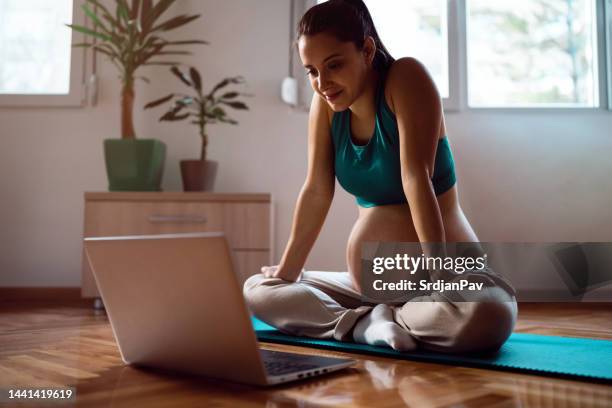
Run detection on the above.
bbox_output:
[148,214,208,224]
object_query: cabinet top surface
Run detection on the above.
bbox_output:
[84,192,271,203]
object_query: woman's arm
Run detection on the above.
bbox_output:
[265,93,336,281]
[388,57,446,257]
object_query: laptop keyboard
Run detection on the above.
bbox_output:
[260,349,323,376]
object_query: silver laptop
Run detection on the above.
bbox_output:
[83,232,355,386]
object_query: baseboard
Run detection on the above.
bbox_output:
[516,288,612,302]
[0,287,91,306]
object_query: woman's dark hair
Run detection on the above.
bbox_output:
[297,0,394,73]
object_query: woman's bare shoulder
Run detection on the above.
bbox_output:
[309,92,335,128]
[323,97,335,127]
[387,56,431,83]
[384,57,435,115]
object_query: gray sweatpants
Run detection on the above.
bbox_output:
[243,268,517,354]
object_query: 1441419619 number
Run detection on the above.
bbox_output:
[4,388,75,401]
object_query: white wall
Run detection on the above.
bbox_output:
[1,0,611,298]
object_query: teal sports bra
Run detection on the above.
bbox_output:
[330,70,457,208]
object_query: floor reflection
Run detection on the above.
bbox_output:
[362,359,612,408]
[74,364,318,408]
[37,328,612,408]
[67,347,612,408]
[490,375,612,408]
[5,302,611,407]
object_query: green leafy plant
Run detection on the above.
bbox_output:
[144,66,251,161]
[67,0,206,139]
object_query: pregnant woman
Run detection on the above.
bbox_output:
[244,0,517,353]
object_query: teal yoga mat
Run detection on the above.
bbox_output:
[252,317,612,382]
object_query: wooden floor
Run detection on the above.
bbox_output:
[0,302,611,407]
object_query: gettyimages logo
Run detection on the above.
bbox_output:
[371,252,488,274]
[360,242,503,303]
[360,242,612,303]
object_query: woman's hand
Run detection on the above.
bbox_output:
[261,265,303,282]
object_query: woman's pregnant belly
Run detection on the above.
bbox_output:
[345,186,475,291]
[347,204,421,291]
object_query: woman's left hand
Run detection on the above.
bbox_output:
[260,265,304,282]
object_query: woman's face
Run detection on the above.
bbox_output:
[298,32,375,112]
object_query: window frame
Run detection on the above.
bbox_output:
[0,0,87,108]
[606,0,612,110]
[445,0,463,111]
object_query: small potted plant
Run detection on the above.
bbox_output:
[67,0,206,191]
[145,66,251,191]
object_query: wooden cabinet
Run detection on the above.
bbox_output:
[81,192,272,298]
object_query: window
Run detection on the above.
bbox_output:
[0,0,85,107]
[363,0,449,99]
[305,0,608,111]
[467,0,600,108]
[315,0,452,104]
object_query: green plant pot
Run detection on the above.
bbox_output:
[104,139,166,191]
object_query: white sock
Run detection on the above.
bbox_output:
[353,304,417,352]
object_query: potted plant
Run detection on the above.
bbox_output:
[144,66,250,191]
[67,0,206,191]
